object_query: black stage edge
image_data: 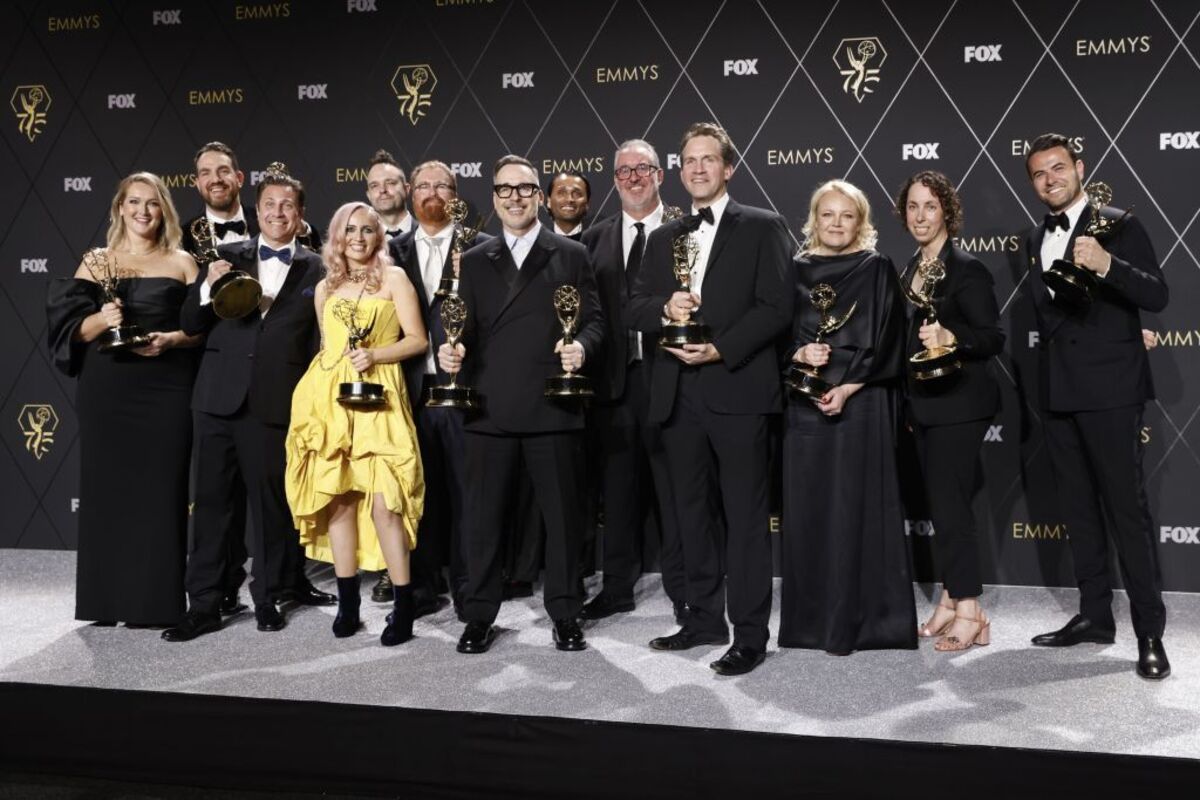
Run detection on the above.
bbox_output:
[3,681,1196,799]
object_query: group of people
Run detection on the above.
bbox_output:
[49,126,1170,680]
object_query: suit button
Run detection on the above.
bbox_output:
[248,353,254,359]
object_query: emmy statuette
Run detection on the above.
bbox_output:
[901,256,961,381]
[190,218,263,320]
[544,285,593,398]
[83,249,152,353]
[426,294,480,409]
[1043,181,1130,305]
[785,283,857,400]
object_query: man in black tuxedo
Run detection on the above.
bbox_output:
[1022,133,1170,679]
[629,122,793,676]
[367,148,413,241]
[580,138,686,621]
[388,159,492,617]
[546,170,591,241]
[164,169,334,642]
[438,155,603,654]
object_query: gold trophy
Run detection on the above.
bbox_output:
[1043,181,1129,305]
[658,232,712,347]
[426,294,479,408]
[334,299,387,407]
[190,218,263,320]
[82,248,152,353]
[662,205,684,223]
[544,285,593,398]
[901,256,961,381]
[435,198,482,298]
[786,283,857,399]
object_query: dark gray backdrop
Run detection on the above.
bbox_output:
[3,0,1199,592]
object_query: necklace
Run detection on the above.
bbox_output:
[347,269,370,284]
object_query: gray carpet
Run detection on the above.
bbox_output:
[2,549,1197,759]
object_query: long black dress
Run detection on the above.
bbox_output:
[778,250,917,653]
[47,275,196,625]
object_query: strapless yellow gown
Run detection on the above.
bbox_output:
[285,296,424,570]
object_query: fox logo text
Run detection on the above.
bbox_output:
[902,143,939,160]
[21,258,49,273]
[297,84,328,100]
[723,59,758,76]
[451,162,482,178]
[1160,526,1200,544]
[1159,132,1200,150]
[63,177,92,191]
[152,10,182,24]
[964,45,1002,62]
[501,72,534,88]
[107,93,136,109]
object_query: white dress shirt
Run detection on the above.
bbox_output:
[255,239,296,317]
[385,214,413,240]
[504,221,542,270]
[689,193,731,298]
[555,222,583,238]
[416,223,455,375]
[1040,193,1088,298]
[622,204,665,362]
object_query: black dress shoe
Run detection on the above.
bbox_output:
[161,612,221,642]
[502,580,533,599]
[255,603,286,632]
[276,584,337,606]
[1137,636,1171,680]
[371,573,394,603]
[552,618,587,651]
[579,591,635,621]
[649,628,730,651]
[710,644,766,676]
[220,592,248,615]
[1031,614,1115,647]
[457,621,496,654]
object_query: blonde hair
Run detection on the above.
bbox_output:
[800,179,878,255]
[105,172,183,253]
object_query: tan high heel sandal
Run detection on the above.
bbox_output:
[918,600,956,638]
[934,610,990,652]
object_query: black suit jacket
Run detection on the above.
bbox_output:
[457,227,604,435]
[389,228,495,406]
[1024,206,1167,412]
[904,243,1004,426]
[628,200,794,423]
[180,236,322,426]
[581,213,644,402]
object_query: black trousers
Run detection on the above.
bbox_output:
[462,430,585,624]
[186,407,305,615]
[1043,404,1165,637]
[913,419,990,599]
[412,380,467,599]
[502,464,545,585]
[660,370,773,651]
[592,359,686,604]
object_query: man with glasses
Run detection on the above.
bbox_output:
[366,149,413,240]
[388,160,493,618]
[546,170,591,241]
[438,155,604,654]
[629,122,793,676]
[579,139,686,623]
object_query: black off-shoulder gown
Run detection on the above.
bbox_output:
[47,276,196,625]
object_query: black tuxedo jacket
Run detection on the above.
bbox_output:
[457,227,604,435]
[389,228,495,406]
[628,200,794,423]
[1024,206,1167,412]
[181,204,260,257]
[904,243,1004,426]
[581,213,648,402]
[180,236,322,426]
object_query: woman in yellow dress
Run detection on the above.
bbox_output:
[286,201,426,644]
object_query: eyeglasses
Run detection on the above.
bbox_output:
[493,183,540,199]
[412,182,453,193]
[615,163,659,181]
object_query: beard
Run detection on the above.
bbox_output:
[200,183,239,214]
[415,195,449,226]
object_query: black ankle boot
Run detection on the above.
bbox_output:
[332,575,362,638]
[381,583,413,646]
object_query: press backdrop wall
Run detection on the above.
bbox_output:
[3,0,1199,592]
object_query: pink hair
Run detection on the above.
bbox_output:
[322,202,393,292]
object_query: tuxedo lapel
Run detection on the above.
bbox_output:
[395,235,430,313]
[497,230,553,322]
[272,246,312,312]
[703,200,741,279]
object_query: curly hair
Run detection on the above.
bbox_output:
[893,170,963,237]
[800,180,878,255]
[321,202,392,293]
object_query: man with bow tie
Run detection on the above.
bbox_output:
[1022,132,1170,680]
[164,168,333,642]
[628,122,793,676]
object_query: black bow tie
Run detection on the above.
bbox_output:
[386,228,402,238]
[684,206,715,231]
[1043,212,1069,233]
[213,219,247,238]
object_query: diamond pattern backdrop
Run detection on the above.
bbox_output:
[2,0,1198,591]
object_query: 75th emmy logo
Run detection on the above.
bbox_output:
[11,84,52,142]
[391,64,437,125]
[19,404,59,461]
[834,37,887,103]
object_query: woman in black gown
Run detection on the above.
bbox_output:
[896,171,1003,651]
[778,179,916,654]
[47,172,200,626]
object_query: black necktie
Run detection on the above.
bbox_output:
[213,219,247,238]
[1043,212,1069,233]
[625,222,645,293]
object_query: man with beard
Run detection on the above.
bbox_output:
[366,149,413,240]
[1022,133,1170,679]
[439,155,603,654]
[388,160,492,617]
[546,170,591,241]
[579,139,687,622]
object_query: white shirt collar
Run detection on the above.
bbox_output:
[1061,192,1089,231]
[504,221,542,251]
[207,206,246,224]
[622,203,664,231]
[555,222,583,237]
[416,222,455,243]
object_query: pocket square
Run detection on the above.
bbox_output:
[302,286,315,298]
